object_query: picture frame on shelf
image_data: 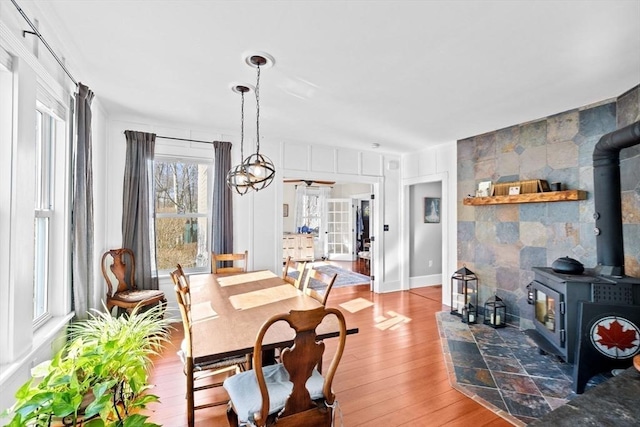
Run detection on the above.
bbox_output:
[477,181,492,197]
[508,186,521,195]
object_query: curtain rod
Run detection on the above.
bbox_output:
[156,135,213,144]
[11,0,79,87]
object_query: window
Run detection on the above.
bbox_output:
[154,157,211,273]
[33,107,57,324]
[299,189,322,235]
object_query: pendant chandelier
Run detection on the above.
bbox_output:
[226,85,253,195]
[242,54,275,191]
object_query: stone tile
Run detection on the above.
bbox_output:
[496,222,519,244]
[519,120,547,148]
[547,141,579,169]
[476,343,514,358]
[579,103,616,138]
[436,312,585,423]
[531,376,574,399]
[547,111,579,143]
[484,355,526,374]
[519,246,547,271]
[502,390,553,419]
[462,384,508,412]
[453,366,496,388]
[493,371,541,395]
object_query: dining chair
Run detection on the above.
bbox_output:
[170,266,249,427]
[100,248,166,316]
[282,256,307,289]
[302,267,337,306]
[212,250,248,274]
[223,306,347,427]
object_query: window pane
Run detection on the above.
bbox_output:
[33,217,49,319]
[154,161,208,214]
[154,158,211,272]
[155,216,209,270]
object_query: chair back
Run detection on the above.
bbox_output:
[283,256,307,289]
[101,248,136,296]
[302,268,337,306]
[170,266,192,354]
[252,307,347,426]
[212,251,248,274]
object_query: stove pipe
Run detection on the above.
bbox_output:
[592,121,640,277]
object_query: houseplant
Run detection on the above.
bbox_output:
[3,303,171,427]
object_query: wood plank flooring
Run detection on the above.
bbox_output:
[145,284,513,426]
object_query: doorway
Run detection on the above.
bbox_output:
[283,180,373,276]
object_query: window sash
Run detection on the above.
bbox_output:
[34,107,56,325]
[153,156,212,274]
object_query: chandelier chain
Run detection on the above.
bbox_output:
[240,89,245,161]
[255,63,261,154]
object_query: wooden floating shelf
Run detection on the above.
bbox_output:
[463,190,587,206]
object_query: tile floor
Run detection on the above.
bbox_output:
[437,311,610,425]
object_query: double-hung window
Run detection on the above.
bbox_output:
[33,104,60,325]
[153,156,212,274]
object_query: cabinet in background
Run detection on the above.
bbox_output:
[283,234,315,261]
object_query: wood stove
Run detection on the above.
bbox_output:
[528,267,640,364]
[527,121,640,392]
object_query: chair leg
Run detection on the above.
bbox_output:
[226,401,239,427]
[186,358,195,427]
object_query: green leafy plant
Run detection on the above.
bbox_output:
[3,303,171,427]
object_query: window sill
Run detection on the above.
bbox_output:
[0,312,74,385]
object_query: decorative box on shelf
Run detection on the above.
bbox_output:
[491,179,550,196]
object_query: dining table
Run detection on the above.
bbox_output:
[188,269,358,366]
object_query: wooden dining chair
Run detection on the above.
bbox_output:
[100,248,166,316]
[302,267,337,306]
[282,256,307,289]
[212,251,248,274]
[170,266,249,427]
[223,306,347,427]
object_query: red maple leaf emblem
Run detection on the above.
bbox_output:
[596,320,638,351]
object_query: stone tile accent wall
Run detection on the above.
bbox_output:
[457,85,640,329]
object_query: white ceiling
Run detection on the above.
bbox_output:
[25,0,640,154]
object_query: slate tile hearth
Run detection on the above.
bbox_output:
[436,312,610,425]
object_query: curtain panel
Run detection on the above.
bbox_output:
[212,141,233,259]
[122,131,158,290]
[71,83,95,319]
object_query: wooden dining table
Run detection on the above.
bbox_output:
[188,270,358,366]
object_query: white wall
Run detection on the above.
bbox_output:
[101,119,402,297]
[402,142,457,299]
[409,182,443,285]
[0,2,105,415]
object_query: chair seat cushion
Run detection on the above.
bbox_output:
[111,289,164,303]
[223,363,325,423]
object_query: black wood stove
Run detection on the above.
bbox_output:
[528,268,640,364]
[527,121,640,393]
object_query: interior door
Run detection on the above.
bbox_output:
[325,198,356,261]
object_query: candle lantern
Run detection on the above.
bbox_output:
[450,266,478,318]
[484,294,507,328]
[461,303,477,324]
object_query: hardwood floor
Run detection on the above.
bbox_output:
[145,284,513,426]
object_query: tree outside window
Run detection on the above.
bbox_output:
[154,158,211,272]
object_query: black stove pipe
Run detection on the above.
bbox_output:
[592,120,640,277]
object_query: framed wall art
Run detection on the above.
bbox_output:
[424,197,441,223]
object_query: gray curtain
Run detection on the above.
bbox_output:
[71,83,95,319]
[212,141,233,256]
[122,131,158,290]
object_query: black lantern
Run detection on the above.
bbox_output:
[450,266,478,319]
[484,294,507,328]
[461,303,477,324]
